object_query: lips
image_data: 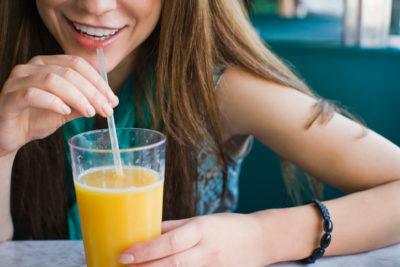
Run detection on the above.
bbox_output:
[72,22,119,40]
[66,18,126,49]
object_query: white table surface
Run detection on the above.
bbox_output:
[0,241,399,267]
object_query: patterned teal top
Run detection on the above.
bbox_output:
[63,76,253,240]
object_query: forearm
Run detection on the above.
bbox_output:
[0,152,16,241]
[252,179,400,264]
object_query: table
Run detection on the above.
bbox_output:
[0,241,399,266]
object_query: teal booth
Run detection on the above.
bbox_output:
[237,16,400,213]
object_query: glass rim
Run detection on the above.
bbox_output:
[68,128,166,153]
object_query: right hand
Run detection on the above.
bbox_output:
[0,55,119,156]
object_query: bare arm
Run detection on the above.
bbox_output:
[217,67,400,263]
[0,152,16,241]
[218,67,400,191]
[253,180,400,263]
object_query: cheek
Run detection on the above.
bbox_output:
[36,0,67,37]
[122,0,162,22]
[36,0,65,18]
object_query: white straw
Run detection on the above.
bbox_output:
[96,48,123,176]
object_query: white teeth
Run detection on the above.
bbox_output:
[94,28,103,36]
[72,22,118,37]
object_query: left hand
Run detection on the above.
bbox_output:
[119,213,271,267]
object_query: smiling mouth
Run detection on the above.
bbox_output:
[69,20,124,41]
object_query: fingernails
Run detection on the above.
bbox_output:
[111,94,119,107]
[119,253,134,264]
[102,103,113,117]
[86,104,96,117]
[61,104,71,115]
[107,91,119,107]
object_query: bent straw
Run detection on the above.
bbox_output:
[96,48,123,176]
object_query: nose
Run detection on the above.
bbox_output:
[76,0,117,15]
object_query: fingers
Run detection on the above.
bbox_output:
[8,63,118,117]
[1,88,71,116]
[53,65,116,117]
[12,73,100,118]
[29,55,118,104]
[122,220,202,264]
[124,247,209,267]
[162,219,191,233]
[63,110,82,124]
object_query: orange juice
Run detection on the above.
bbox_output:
[74,167,164,267]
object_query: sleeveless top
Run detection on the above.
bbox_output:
[63,74,253,240]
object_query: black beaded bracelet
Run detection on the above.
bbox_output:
[300,200,333,264]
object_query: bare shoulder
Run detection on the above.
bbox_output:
[216,65,315,138]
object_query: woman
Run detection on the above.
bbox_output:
[1,1,400,266]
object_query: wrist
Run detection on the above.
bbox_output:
[246,212,277,266]
[0,148,18,159]
[0,149,16,241]
[250,209,287,265]
[252,209,292,265]
[0,150,17,182]
[251,206,322,264]
[0,150,17,166]
[0,150,17,161]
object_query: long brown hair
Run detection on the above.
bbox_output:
[1,0,332,239]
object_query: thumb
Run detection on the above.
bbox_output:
[162,218,191,233]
